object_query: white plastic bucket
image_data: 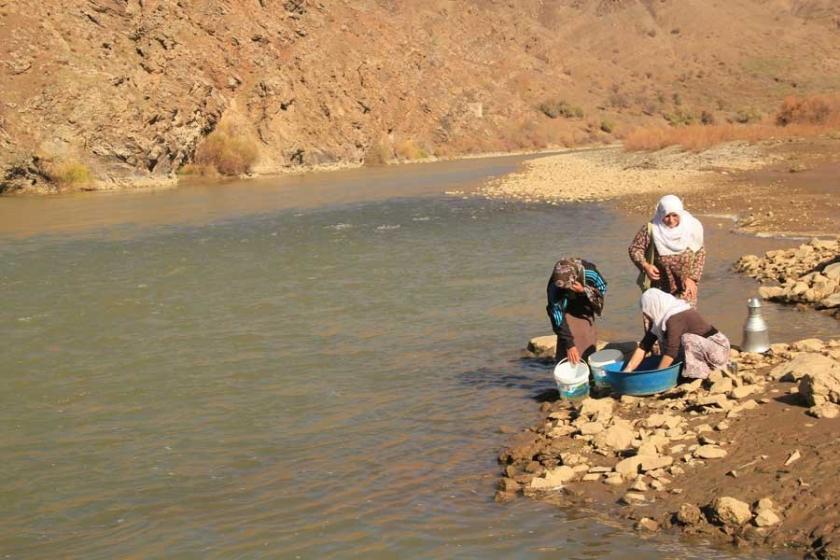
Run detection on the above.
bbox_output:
[553,359,590,400]
[588,349,624,389]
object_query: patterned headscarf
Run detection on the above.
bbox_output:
[551,258,605,315]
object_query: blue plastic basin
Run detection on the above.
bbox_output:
[602,356,683,396]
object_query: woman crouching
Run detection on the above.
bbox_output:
[623,288,730,379]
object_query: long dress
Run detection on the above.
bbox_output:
[628,223,706,306]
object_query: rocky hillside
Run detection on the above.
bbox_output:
[1,0,839,192]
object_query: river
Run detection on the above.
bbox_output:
[1,155,831,559]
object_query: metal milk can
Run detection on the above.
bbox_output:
[741,297,770,353]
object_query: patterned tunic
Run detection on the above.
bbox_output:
[628,224,706,306]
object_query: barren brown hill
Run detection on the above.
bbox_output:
[1,0,839,192]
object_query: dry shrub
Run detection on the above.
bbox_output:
[191,119,259,176]
[363,138,392,166]
[46,159,93,189]
[625,118,840,152]
[776,94,840,126]
[393,139,428,161]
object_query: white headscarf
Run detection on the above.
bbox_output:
[640,288,692,340]
[651,195,704,256]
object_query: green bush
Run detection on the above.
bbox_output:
[600,119,615,133]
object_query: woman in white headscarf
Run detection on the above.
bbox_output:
[629,194,705,306]
[623,288,730,379]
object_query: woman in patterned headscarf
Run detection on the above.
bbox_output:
[546,258,608,365]
[629,194,705,306]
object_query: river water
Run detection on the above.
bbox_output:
[2,155,832,559]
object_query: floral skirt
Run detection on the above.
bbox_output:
[681,331,730,379]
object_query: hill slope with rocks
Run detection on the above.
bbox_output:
[1,0,839,192]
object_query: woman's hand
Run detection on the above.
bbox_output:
[566,346,581,365]
[643,263,660,281]
[623,347,645,373]
[682,278,697,301]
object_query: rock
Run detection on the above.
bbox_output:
[635,517,659,531]
[621,492,647,505]
[694,445,728,459]
[730,385,758,400]
[530,465,576,489]
[593,422,635,451]
[582,473,602,482]
[578,421,605,435]
[770,353,837,382]
[715,421,730,431]
[758,285,785,299]
[798,359,840,406]
[640,455,673,472]
[792,338,826,353]
[784,450,801,466]
[498,432,543,464]
[756,497,774,511]
[636,442,660,457]
[604,474,625,485]
[708,370,725,384]
[643,413,673,429]
[710,378,734,394]
[808,403,840,419]
[676,503,703,526]
[620,395,640,405]
[560,452,586,466]
[615,457,643,477]
[711,497,753,526]
[697,395,731,409]
[497,477,521,493]
[527,335,556,358]
[819,293,840,309]
[755,509,781,527]
[579,397,614,422]
[753,498,781,527]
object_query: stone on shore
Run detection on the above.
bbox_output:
[753,498,782,527]
[694,445,728,459]
[527,335,556,359]
[808,403,840,419]
[711,497,753,526]
[593,422,635,452]
[530,465,576,489]
[798,357,840,406]
[770,353,837,382]
[676,503,704,526]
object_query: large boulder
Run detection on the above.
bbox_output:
[770,353,837,382]
[799,359,840,406]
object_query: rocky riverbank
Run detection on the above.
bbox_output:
[499,337,840,558]
[736,239,840,319]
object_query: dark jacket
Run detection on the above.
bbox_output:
[546,260,607,351]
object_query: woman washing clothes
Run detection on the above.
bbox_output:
[623,288,730,379]
[629,194,705,306]
[546,258,608,365]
